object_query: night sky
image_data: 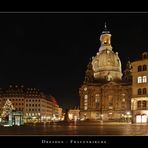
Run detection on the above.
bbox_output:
[0,12,148,109]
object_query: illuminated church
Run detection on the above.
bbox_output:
[79,23,132,121]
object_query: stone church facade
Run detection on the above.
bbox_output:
[79,24,132,121]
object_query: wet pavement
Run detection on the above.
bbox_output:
[0,121,148,135]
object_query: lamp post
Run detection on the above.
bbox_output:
[100,114,104,123]
[126,111,131,123]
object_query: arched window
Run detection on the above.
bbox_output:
[138,88,142,95]
[137,76,142,83]
[143,88,147,94]
[142,101,147,108]
[137,101,141,108]
[108,96,113,106]
[143,76,147,83]
[95,94,100,103]
[143,65,147,71]
[143,54,147,59]
[138,66,142,72]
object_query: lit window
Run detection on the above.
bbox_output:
[138,76,142,83]
[84,87,87,91]
[122,98,125,102]
[143,76,147,83]
[84,95,88,99]
[136,115,141,123]
[84,103,88,106]
[142,115,147,123]
[84,106,87,110]
[95,94,100,103]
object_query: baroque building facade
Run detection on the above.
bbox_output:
[79,24,132,121]
[131,52,148,123]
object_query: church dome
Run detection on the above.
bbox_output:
[92,23,122,82]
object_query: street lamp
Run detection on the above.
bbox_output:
[126,111,131,123]
[100,114,104,123]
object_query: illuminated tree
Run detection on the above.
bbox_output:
[1,99,15,119]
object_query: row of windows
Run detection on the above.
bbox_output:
[26,99,40,102]
[13,103,24,106]
[0,99,24,101]
[138,65,147,72]
[26,104,40,107]
[26,108,40,111]
[15,108,23,111]
[84,95,88,110]
[26,113,40,116]
[138,88,147,95]
[137,76,147,83]
[137,101,147,108]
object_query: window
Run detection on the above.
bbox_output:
[84,87,87,91]
[138,89,142,95]
[84,99,88,103]
[143,65,147,71]
[138,76,142,83]
[84,95,88,99]
[84,106,87,110]
[137,101,141,108]
[84,95,88,110]
[108,96,113,106]
[95,94,100,103]
[142,101,147,108]
[122,98,125,102]
[138,66,142,72]
[143,76,147,83]
[143,88,147,94]
[143,54,147,59]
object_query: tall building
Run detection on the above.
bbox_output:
[131,52,148,123]
[79,24,132,121]
[0,85,61,123]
